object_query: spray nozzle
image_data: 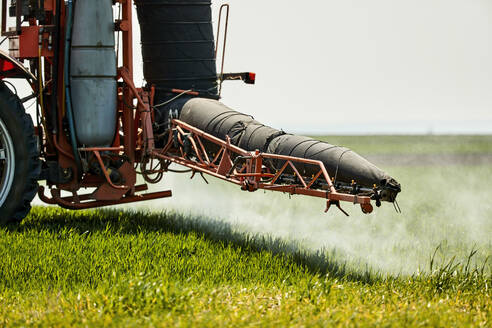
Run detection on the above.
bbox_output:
[325,200,349,217]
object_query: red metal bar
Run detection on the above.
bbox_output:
[117,0,135,164]
[79,147,124,152]
[1,0,6,36]
[287,161,307,188]
[121,0,133,78]
[171,88,199,96]
[196,135,211,164]
[306,170,323,189]
[53,134,75,159]
[38,186,172,210]
[234,173,275,178]
[137,89,155,153]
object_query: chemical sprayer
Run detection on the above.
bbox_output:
[0,0,401,223]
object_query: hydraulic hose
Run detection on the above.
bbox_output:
[50,0,61,134]
[64,0,83,175]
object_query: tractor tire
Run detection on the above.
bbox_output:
[0,82,40,224]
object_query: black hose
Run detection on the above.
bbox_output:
[64,0,83,175]
[50,0,61,134]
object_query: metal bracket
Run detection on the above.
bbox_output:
[325,200,349,217]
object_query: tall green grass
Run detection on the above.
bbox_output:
[1,135,491,326]
[0,208,490,327]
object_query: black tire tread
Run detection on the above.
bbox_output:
[0,82,40,223]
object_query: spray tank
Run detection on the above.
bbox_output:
[70,0,117,147]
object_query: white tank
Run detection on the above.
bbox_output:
[70,0,116,147]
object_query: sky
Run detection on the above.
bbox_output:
[2,0,491,134]
[205,0,492,134]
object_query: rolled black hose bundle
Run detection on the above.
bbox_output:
[179,98,401,200]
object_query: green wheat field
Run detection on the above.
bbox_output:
[1,135,491,327]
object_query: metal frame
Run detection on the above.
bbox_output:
[38,185,172,210]
[215,3,229,97]
[150,119,374,215]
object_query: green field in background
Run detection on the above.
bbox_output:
[0,136,491,327]
[313,135,492,155]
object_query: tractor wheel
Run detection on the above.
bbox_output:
[0,82,40,224]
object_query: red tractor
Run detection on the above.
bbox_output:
[0,0,400,224]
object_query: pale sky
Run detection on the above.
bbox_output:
[206,0,492,134]
[2,0,491,134]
